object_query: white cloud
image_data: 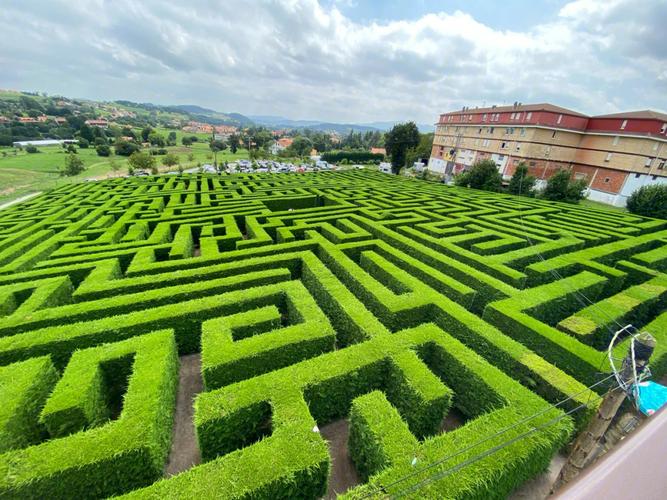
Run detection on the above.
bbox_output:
[0,0,665,123]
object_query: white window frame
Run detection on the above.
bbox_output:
[612,136,620,146]
[605,152,613,162]
[557,114,563,124]
[621,119,627,130]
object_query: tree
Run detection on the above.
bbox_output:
[141,127,152,141]
[78,138,90,149]
[542,169,587,203]
[182,136,193,146]
[109,157,121,176]
[454,160,502,191]
[163,153,179,168]
[167,131,177,146]
[228,133,239,154]
[289,136,313,157]
[96,144,111,157]
[626,184,667,219]
[66,144,77,154]
[508,162,536,196]
[147,132,165,147]
[128,151,156,174]
[114,140,140,156]
[25,145,40,154]
[62,153,85,176]
[78,124,95,143]
[405,133,433,168]
[385,122,420,174]
[209,139,227,167]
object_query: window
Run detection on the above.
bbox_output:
[621,119,628,130]
[605,152,613,162]
[526,112,532,120]
[514,159,519,165]
[661,123,667,134]
[659,160,665,170]
[612,136,620,146]
[652,175,658,180]
[478,128,482,134]
[510,113,515,119]
[557,114,563,124]
[551,131,557,138]
[654,142,660,151]
[483,113,488,122]
[645,157,652,167]
[545,146,551,157]
[604,177,611,183]
[635,173,641,178]
[501,142,508,149]
[529,161,536,167]
[520,128,526,136]
[516,144,521,152]
[488,127,494,134]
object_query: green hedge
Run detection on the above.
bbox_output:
[0,356,58,453]
[0,330,178,498]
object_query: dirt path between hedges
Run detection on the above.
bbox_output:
[165,353,203,476]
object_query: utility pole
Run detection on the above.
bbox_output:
[552,332,656,493]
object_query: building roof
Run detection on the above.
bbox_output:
[445,102,589,118]
[592,110,667,121]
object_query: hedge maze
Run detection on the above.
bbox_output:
[0,170,665,498]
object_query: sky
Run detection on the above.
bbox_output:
[1,0,666,124]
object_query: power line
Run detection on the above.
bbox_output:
[391,389,615,498]
[357,373,615,499]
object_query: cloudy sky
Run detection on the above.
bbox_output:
[1,0,665,124]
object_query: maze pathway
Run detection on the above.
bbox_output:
[0,170,665,498]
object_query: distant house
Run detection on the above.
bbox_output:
[18,116,40,124]
[85,119,109,128]
[0,116,10,124]
[371,147,386,156]
[379,162,393,174]
[53,117,67,125]
[270,137,294,155]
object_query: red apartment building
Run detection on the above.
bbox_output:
[429,103,667,206]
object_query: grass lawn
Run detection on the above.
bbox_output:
[580,198,628,212]
[0,143,249,204]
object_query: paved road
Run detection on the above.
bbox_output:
[0,191,42,211]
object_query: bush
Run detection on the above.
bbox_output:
[115,140,140,157]
[78,138,89,149]
[96,144,111,157]
[542,169,587,203]
[508,163,536,196]
[454,159,502,191]
[61,153,85,176]
[321,151,384,164]
[626,184,667,219]
[149,148,168,156]
[25,145,40,154]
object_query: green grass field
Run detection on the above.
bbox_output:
[0,142,249,204]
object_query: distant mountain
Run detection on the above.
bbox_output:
[114,100,254,127]
[249,115,434,133]
[249,115,380,133]
[358,121,435,133]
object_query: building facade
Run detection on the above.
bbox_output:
[429,103,667,206]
